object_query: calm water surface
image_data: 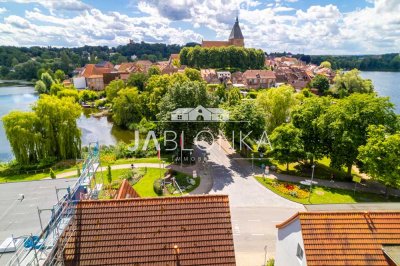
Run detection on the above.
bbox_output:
[0,82,135,162]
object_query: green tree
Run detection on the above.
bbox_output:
[184,68,202,81]
[213,84,227,103]
[2,95,82,164]
[41,72,54,93]
[34,80,47,94]
[256,85,295,133]
[148,66,161,77]
[57,89,79,101]
[291,96,330,165]
[269,123,304,171]
[112,88,143,128]
[49,83,66,96]
[79,90,98,102]
[50,168,56,179]
[320,61,332,69]
[54,69,65,82]
[227,88,242,106]
[157,81,218,147]
[310,74,330,94]
[2,111,42,164]
[33,95,82,161]
[223,100,266,146]
[319,93,397,176]
[333,69,374,97]
[105,79,125,102]
[107,165,112,184]
[127,72,148,91]
[358,125,400,195]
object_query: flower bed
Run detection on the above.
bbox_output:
[269,180,309,199]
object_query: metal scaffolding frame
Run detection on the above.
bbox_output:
[6,142,101,266]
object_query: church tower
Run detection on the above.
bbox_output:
[228,17,244,47]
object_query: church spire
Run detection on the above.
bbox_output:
[229,16,244,40]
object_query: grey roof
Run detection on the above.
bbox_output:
[229,17,244,40]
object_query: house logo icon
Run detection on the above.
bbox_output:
[171,105,229,122]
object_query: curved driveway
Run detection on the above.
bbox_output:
[191,139,304,266]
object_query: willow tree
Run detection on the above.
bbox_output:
[2,111,43,164]
[33,95,82,161]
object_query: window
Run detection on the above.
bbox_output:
[177,114,182,120]
[296,244,304,260]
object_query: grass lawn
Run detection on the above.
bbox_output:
[0,156,173,183]
[98,167,199,198]
[252,157,361,182]
[255,176,400,204]
[0,166,80,183]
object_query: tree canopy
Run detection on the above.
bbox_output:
[358,125,400,190]
[333,69,374,97]
[2,95,82,165]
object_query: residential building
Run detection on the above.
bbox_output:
[52,195,236,265]
[171,105,229,122]
[73,62,114,90]
[202,17,244,48]
[135,60,153,73]
[86,75,104,91]
[275,211,400,266]
[243,70,276,88]
[200,69,219,83]
[217,71,232,82]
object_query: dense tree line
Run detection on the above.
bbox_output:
[180,46,265,70]
[0,42,191,80]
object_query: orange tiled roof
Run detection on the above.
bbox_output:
[277,211,400,266]
[202,41,231,48]
[243,70,276,79]
[58,195,235,266]
[80,64,113,78]
[115,179,140,199]
[117,62,136,73]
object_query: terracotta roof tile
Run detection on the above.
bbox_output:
[115,179,140,199]
[202,41,231,48]
[56,195,235,266]
[277,211,400,266]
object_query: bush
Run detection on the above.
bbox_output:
[50,168,56,179]
[266,258,275,266]
[153,178,163,196]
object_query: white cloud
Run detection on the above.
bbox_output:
[0,7,7,14]
[0,0,90,11]
[0,0,399,54]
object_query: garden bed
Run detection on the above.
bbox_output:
[255,176,400,204]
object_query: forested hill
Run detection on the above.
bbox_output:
[0,42,197,80]
[272,52,400,72]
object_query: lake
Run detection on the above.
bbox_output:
[1,72,399,162]
[360,71,400,114]
[0,82,135,162]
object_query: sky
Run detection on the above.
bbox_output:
[0,0,399,55]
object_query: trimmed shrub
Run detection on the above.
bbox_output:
[153,178,163,196]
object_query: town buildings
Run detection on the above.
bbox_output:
[275,211,400,266]
[202,17,244,48]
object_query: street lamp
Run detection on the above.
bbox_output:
[308,164,315,202]
[264,245,268,265]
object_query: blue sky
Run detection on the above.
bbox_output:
[0,0,398,54]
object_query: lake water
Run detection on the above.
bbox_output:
[1,72,399,162]
[360,71,400,114]
[0,82,135,162]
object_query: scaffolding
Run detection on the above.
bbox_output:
[6,142,101,266]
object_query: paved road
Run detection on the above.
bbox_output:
[193,139,304,266]
[0,178,78,264]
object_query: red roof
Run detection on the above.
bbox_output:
[201,41,231,48]
[277,211,400,266]
[80,64,113,78]
[115,179,140,199]
[57,195,235,265]
[243,70,276,79]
